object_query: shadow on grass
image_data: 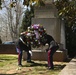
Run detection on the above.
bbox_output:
[0,58,17,62]
[22,61,66,70]
[54,64,66,71]
[0,74,15,75]
[0,64,66,75]
[0,62,66,75]
[0,73,20,75]
[23,61,47,67]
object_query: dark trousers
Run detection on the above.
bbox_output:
[16,47,31,65]
[48,47,57,68]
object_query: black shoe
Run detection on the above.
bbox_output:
[27,61,34,63]
[47,67,54,70]
[18,64,23,67]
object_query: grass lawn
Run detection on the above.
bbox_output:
[0,54,68,75]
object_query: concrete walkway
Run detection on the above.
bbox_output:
[58,56,76,75]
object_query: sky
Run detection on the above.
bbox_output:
[0,0,36,15]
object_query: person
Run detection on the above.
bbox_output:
[46,34,59,70]
[16,32,33,67]
[40,34,59,70]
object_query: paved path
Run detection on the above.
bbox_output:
[58,56,76,75]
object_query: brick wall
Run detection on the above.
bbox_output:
[0,44,17,54]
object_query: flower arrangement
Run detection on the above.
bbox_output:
[21,24,46,48]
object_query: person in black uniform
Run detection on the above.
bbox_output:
[40,34,59,70]
[46,34,59,70]
[16,33,32,66]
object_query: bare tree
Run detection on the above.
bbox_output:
[0,0,45,41]
[7,1,23,40]
[0,0,23,41]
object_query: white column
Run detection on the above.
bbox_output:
[60,20,66,49]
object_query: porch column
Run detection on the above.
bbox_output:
[60,20,66,49]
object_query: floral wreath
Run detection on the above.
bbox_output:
[21,24,46,48]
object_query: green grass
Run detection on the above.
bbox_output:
[0,54,17,67]
[0,54,66,75]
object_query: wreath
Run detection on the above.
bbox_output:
[21,24,46,48]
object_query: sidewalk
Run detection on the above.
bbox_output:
[58,56,76,75]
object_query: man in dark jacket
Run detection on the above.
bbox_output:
[46,34,59,70]
[40,34,59,70]
[16,33,32,66]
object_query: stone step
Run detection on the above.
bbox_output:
[23,50,67,62]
